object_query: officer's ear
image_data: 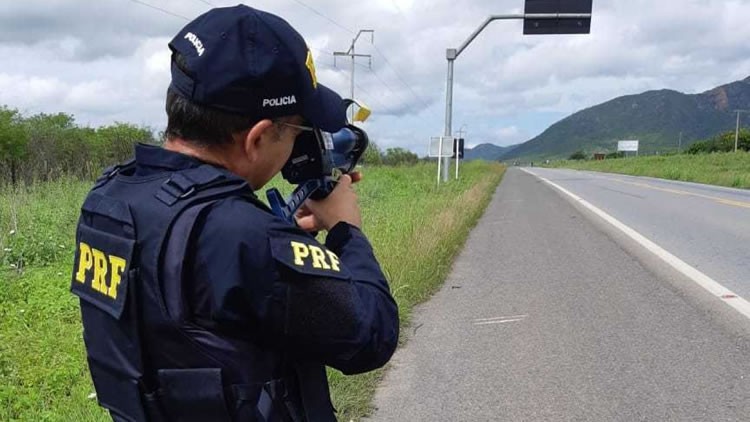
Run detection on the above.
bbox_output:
[242,119,275,163]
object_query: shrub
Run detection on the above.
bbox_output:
[569,150,587,160]
[382,147,418,166]
[687,129,750,154]
[0,106,155,185]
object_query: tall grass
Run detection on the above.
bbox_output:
[0,161,505,421]
[550,152,750,188]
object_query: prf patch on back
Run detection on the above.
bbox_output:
[269,230,350,280]
[71,224,135,319]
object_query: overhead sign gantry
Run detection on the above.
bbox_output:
[437,0,593,184]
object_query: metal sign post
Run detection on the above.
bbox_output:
[429,137,455,185]
[438,136,443,185]
[441,0,593,182]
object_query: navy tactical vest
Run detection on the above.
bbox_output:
[71,161,322,422]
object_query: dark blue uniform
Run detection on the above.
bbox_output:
[71,144,399,421]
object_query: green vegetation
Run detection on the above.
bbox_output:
[568,150,586,161]
[0,106,154,185]
[549,152,750,189]
[0,161,505,421]
[360,141,419,166]
[686,129,750,154]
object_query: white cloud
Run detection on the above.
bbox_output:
[1,0,750,152]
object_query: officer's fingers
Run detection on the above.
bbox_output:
[349,171,362,184]
[295,204,313,217]
[295,214,320,232]
[337,174,352,188]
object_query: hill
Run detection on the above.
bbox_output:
[464,143,517,161]
[502,76,750,160]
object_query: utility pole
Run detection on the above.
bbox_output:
[678,131,682,153]
[734,110,747,153]
[456,126,466,140]
[334,30,374,122]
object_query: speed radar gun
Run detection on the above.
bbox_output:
[266,99,371,222]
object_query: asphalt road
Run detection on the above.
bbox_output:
[528,168,750,301]
[368,168,750,421]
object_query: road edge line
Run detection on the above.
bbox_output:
[521,168,750,321]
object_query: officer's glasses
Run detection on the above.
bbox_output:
[275,121,334,148]
[275,121,314,134]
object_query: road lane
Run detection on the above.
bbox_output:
[527,168,750,301]
[369,168,750,421]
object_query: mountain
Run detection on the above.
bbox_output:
[464,143,517,161]
[501,76,750,160]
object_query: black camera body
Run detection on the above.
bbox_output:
[266,123,369,221]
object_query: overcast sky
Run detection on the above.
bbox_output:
[2,0,750,153]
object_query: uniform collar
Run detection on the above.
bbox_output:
[135,143,208,172]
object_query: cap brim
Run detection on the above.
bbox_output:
[302,83,347,132]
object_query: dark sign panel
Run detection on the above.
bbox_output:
[453,138,465,159]
[524,0,592,34]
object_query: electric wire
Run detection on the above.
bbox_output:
[283,0,435,115]
[367,67,403,102]
[192,0,216,6]
[288,0,354,34]
[353,82,388,111]
[129,0,434,123]
[127,0,190,20]
[371,43,433,111]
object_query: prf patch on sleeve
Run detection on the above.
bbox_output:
[70,224,135,319]
[269,230,350,280]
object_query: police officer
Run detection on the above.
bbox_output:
[71,5,399,422]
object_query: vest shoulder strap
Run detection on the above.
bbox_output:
[93,159,137,190]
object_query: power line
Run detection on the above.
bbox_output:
[288,0,354,34]
[353,82,388,111]
[367,67,403,102]
[371,43,433,111]
[127,0,190,20]
[283,0,436,119]
[128,0,421,120]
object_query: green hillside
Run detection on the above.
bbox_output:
[464,143,516,161]
[503,76,750,160]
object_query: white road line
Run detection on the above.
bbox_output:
[522,168,750,321]
[473,319,526,326]
[473,315,528,322]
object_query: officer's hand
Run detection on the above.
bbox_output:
[303,174,362,230]
[294,204,324,232]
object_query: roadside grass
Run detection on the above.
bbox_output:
[0,161,505,421]
[549,152,750,189]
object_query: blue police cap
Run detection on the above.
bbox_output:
[168,5,346,132]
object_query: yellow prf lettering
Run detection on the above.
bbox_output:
[91,248,109,294]
[325,250,341,272]
[291,241,310,266]
[309,246,330,270]
[75,242,93,283]
[107,255,126,299]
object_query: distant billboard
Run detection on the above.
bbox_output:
[617,140,640,152]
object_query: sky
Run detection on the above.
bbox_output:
[2,0,750,154]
